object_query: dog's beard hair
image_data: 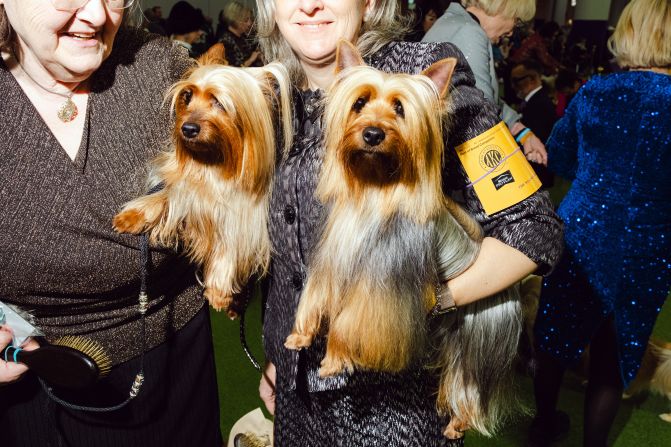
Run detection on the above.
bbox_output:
[305,198,438,371]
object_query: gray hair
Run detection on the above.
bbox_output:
[255,0,412,87]
[461,0,536,21]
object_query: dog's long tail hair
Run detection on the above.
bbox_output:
[432,206,524,437]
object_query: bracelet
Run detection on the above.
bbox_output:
[430,282,457,317]
[514,127,532,145]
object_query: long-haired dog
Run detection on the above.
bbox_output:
[624,337,671,423]
[284,40,523,438]
[113,44,292,316]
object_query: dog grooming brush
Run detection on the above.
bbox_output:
[1,301,111,389]
[2,335,111,389]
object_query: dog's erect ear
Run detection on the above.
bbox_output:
[335,39,365,74]
[197,43,228,66]
[421,57,457,99]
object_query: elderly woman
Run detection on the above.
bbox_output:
[217,1,261,67]
[0,1,221,445]
[530,0,671,445]
[255,0,562,445]
[423,0,549,166]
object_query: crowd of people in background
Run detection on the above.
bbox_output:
[1,1,669,446]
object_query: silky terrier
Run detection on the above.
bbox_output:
[284,40,523,438]
[113,44,292,316]
[624,337,671,423]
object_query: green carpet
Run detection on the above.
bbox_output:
[212,294,671,445]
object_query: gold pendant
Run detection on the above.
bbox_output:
[57,97,78,123]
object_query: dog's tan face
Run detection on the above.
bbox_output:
[340,86,417,187]
[173,84,243,179]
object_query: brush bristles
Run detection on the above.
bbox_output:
[53,336,112,377]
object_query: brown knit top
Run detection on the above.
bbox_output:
[0,28,205,366]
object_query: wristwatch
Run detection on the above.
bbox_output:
[430,282,457,317]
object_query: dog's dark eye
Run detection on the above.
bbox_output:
[352,96,368,113]
[393,99,404,118]
[212,97,225,111]
[181,89,193,105]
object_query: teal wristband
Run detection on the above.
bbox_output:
[515,127,531,143]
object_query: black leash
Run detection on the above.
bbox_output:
[238,279,262,373]
[37,182,168,412]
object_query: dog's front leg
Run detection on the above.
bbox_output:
[113,191,169,234]
[284,276,328,350]
[318,318,354,377]
[202,249,238,317]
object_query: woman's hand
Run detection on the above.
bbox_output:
[259,361,276,415]
[522,132,548,166]
[0,327,39,385]
[447,237,538,307]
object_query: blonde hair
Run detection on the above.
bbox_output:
[255,0,412,87]
[608,0,671,69]
[461,0,535,21]
[223,1,251,27]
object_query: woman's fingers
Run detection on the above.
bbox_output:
[0,327,30,385]
[259,361,277,415]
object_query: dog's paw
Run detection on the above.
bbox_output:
[204,288,233,313]
[318,356,353,377]
[284,333,313,350]
[443,419,467,440]
[113,209,148,234]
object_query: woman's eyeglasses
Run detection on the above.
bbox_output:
[51,0,135,11]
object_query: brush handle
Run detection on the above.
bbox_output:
[2,344,100,389]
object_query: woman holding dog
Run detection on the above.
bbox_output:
[530,0,671,445]
[256,0,562,445]
[0,0,221,445]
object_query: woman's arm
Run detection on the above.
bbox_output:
[446,237,536,306]
[429,43,564,283]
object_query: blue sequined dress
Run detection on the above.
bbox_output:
[535,71,671,386]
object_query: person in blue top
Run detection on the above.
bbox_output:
[530,1,671,446]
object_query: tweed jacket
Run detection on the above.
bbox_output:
[264,41,563,393]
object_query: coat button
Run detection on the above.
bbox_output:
[291,271,304,291]
[283,205,296,224]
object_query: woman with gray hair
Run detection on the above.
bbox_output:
[0,1,221,445]
[255,0,562,445]
[423,0,549,167]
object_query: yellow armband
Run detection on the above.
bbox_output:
[455,122,541,215]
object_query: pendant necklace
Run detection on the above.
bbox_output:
[11,51,81,123]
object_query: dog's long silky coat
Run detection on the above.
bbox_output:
[285,40,524,438]
[113,45,292,317]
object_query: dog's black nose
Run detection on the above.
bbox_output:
[362,126,385,146]
[181,122,201,138]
